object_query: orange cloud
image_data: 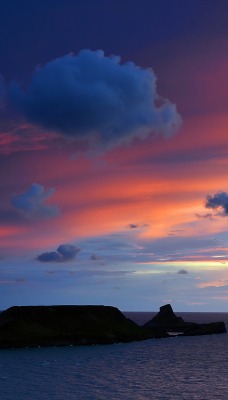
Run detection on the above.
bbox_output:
[197,280,228,288]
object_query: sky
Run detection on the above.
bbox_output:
[0,0,228,311]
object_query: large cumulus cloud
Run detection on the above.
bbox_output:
[11,49,181,149]
[37,244,80,263]
[205,191,228,215]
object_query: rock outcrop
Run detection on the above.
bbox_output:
[144,304,187,331]
[0,305,168,349]
[144,304,227,336]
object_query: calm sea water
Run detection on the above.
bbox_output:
[0,312,228,400]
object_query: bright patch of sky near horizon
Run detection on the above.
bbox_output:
[0,0,228,311]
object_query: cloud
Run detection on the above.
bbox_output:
[127,223,150,230]
[168,229,184,236]
[128,223,139,229]
[37,244,80,263]
[91,254,103,261]
[205,191,228,215]
[197,280,228,289]
[177,269,188,274]
[0,121,59,155]
[195,213,213,219]
[11,49,181,149]
[11,183,59,220]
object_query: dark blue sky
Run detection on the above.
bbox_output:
[1,0,227,81]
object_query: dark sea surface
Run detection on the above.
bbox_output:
[0,312,228,400]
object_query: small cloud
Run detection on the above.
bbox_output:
[11,183,59,220]
[177,269,188,274]
[127,223,150,230]
[36,244,80,263]
[195,213,213,219]
[91,254,103,261]
[128,223,139,229]
[11,49,181,150]
[205,191,228,216]
[168,229,184,236]
[58,244,79,260]
[37,251,63,263]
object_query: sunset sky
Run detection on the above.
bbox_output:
[0,0,228,311]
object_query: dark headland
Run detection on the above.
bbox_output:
[0,304,226,349]
[143,304,227,336]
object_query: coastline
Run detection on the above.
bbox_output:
[0,305,226,349]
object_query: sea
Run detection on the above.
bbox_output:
[0,312,228,400]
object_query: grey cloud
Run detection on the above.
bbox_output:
[11,49,181,149]
[205,192,228,215]
[11,183,59,220]
[37,244,80,263]
[177,269,188,274]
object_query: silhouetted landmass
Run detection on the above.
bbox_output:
[0,304,226,349]
[0,305,168,348]
[144,304,227,336]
